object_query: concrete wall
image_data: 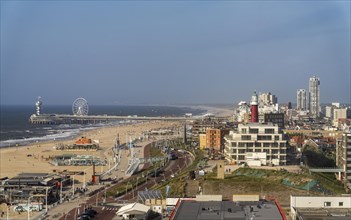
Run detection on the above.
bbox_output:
[196,195,223,201]
[233,194,259,202]
[290,195,351,209]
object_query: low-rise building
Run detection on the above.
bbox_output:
[224,123,288,165]
[290,195,351,220]
[170,199,286,220]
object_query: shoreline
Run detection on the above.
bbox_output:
[0,104,232,149]
[0,120,181,179]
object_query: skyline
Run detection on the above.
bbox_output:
[1,1,350,106]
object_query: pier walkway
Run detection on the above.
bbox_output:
[29,114,200,124]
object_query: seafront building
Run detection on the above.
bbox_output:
[205,128,230,152]
[224,123,288,165]
[309,76,321,117]
[297,89,307,110]
[234,101,250,123]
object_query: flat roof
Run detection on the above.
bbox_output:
[296,208,351,220]
[172,200,283,220]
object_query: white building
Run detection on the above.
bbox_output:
[309,76,321,117]
[290,195,351,220]
[259,92,277,106]
[325,105,333,119]
[333,108,349,127]
[245,152,267,166]
[116,202,150,220]
[234,101,250,123]
[224,123,288,165]
[297,89,307,110]
[336,132,351,183]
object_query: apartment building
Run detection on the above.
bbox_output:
[206,128,229,151]
[336,132,351,183]
[224,123,288,165]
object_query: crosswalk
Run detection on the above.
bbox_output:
[101,207,119,211]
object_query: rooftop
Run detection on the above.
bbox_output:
[172,200,284,220]
[296,208,351,220]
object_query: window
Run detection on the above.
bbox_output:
[249,128,259,134]
[242,128,247,134]
[231,142,237,147]
[339,202,343,207]
[265,129,275,134]
[258,135,272,141]
[242,135,251,140]
[324,202,331,207]
[263,143,270,147]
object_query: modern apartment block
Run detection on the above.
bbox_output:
[336,132,351,183]
[264,113,285,128]
[224,123,288,165]
[192,118,226,142]
[297,89,307,110]
[309,76,321,117]
[206,128,229,151]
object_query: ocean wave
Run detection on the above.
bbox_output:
[0,126,99,148]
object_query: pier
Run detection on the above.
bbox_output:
[29,114,192,124]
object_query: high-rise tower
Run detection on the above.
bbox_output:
[309,76,320,117]
[250,91,258,123]
[297,89,307,110]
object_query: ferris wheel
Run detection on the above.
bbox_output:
[72,98,89,116]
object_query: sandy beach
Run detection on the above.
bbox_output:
[0,120,181,184]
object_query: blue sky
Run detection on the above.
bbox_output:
[1,1,350,105]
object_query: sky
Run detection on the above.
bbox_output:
[1,1,350,106]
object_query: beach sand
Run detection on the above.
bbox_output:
[0,121,181,184]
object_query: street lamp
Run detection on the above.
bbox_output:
[72,175,75,196]
[83,166,92,189]
[45,187,49,214]
[27,195,33,220]
[60,180,63,203]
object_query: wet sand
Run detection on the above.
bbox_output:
[0,121,180,184]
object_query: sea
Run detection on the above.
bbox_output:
[0,105,205,148]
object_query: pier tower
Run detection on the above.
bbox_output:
[35,96,42,115]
